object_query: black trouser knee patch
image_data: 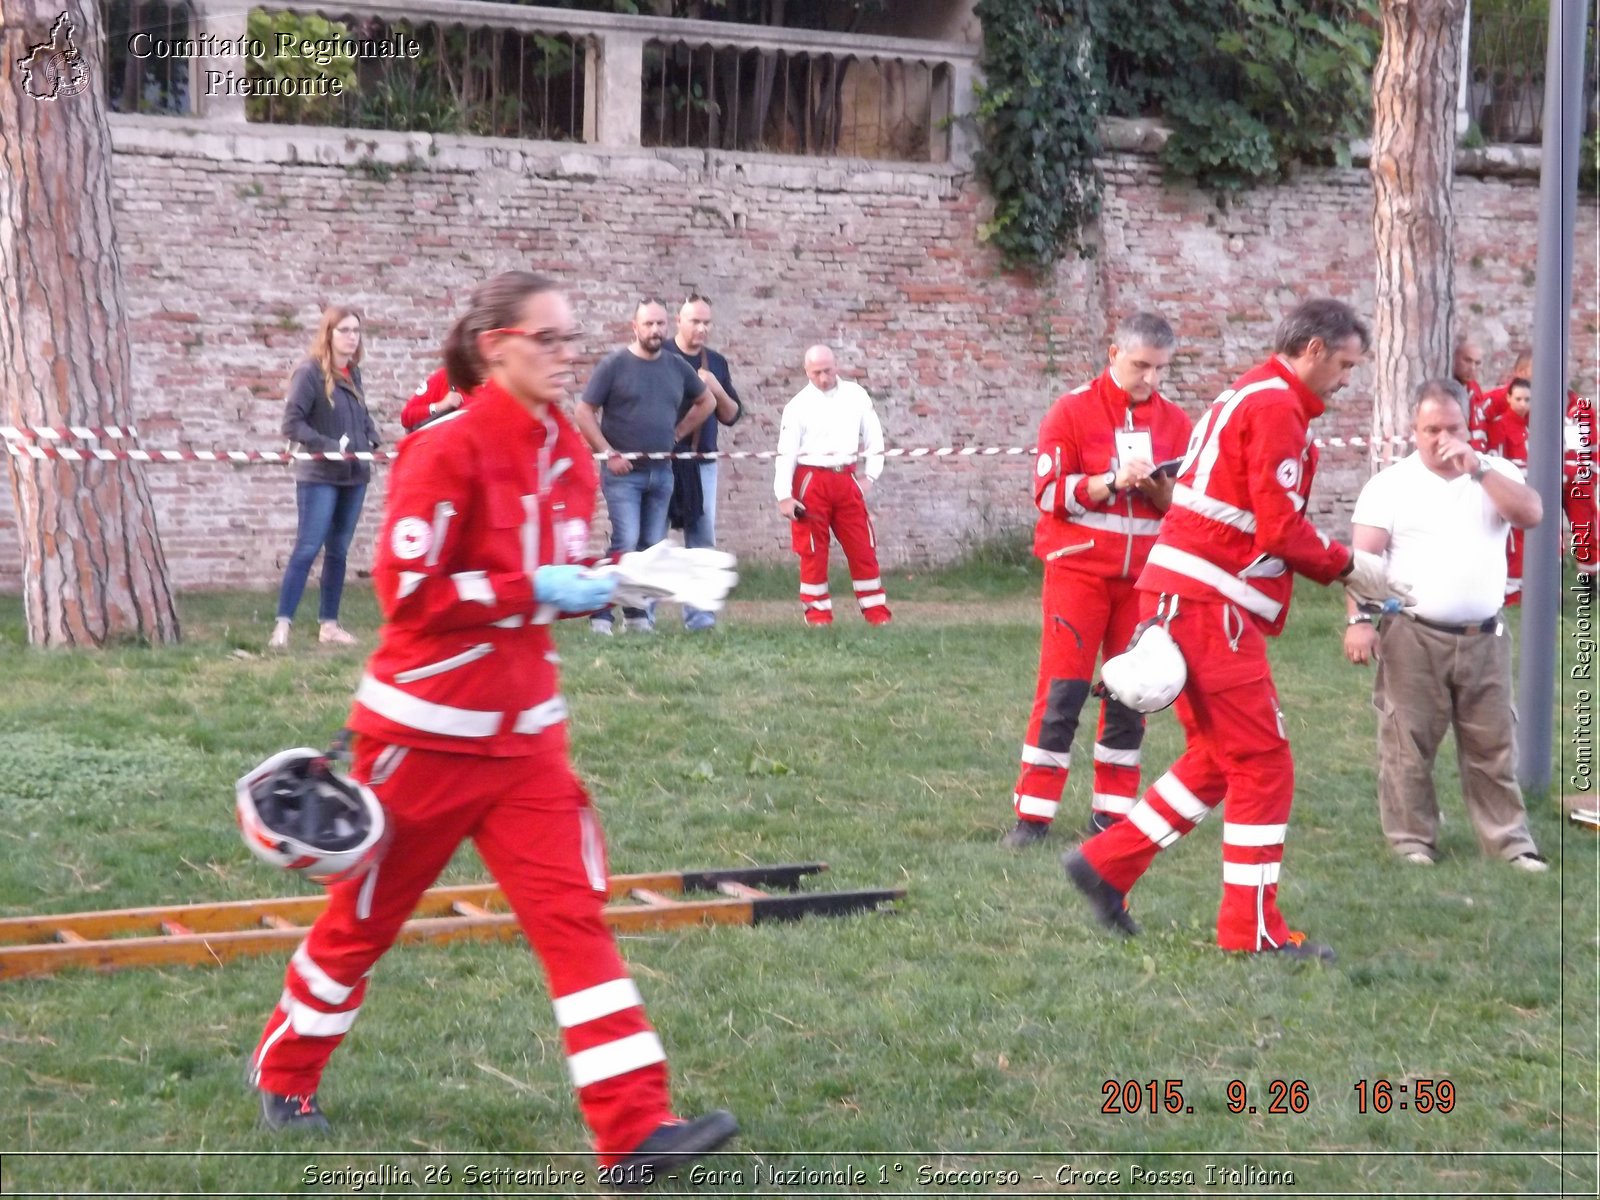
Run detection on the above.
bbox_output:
[1038,678,1091,753]
[1098,696,1146,751]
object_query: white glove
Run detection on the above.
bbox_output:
[594,542,740,613]
[1342,548,1415,609]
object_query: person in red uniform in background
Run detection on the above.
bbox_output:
[1478,348,1531,426]
[1486,377,1531,603]
[1455,336,1493,451]
[1566,386,1597,583]
[247,271,736,1187]
[1001,313,1193,848]
[400,366,467,432]
[1062,299,1412,961]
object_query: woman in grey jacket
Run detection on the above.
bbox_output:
[269,307,381,649]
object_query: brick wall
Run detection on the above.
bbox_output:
[0,118,1593,593]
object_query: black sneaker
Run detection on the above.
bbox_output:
[999,819,1049,849]
[611,1110,739,1191]
[259,1090,331,1133]
[1061,848,1139,936]
[1261,933,1336,963]
[1086,810,1119,835]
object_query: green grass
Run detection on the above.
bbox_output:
[0,565,1592,1197]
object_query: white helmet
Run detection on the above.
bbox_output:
[1100,622,1188,714]
[236,748,387,885]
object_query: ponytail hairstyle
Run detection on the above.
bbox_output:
[442,271,559,394]
[308,306,364,402]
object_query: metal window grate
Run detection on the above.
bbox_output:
[641,39,948,162]
[103,0,196,115]
[245,9,587,141]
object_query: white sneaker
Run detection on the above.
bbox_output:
[1403,851,1434,866]
[1510,852,1549,873]
[624,617,655,634]
[590,618,614,636]
[267,620,291,650]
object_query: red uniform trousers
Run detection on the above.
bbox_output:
[789,465,890,624]
[1013,568,1145,828]
[1504,527,1523,604]
[1566,468,1596,573]
[250,737,672,1162]
[1079,594,1297,952]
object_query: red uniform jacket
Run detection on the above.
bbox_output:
[1137,356,1352,636]
[1032,370,1193,578]
[348,380,600,758]
[400,367,468,433]
[1464,377,1496,450]
[1486,407,1528,468]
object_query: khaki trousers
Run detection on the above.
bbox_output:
[1372,615,1536,860]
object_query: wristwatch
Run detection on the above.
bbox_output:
[1347,614,1375,626]
[1103,469,1119,494]
[1469,461,1488,482]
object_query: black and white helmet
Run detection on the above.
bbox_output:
[236,748,387,885]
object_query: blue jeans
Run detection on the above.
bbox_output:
[682,461,718,628]
[600,461,672,622]
[276,482,368,622]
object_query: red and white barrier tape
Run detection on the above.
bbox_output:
[0,424,138,441]
[3,437,1418,465]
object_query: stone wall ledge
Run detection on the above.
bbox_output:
[108,114,966,200]
[1102,115,1551,182]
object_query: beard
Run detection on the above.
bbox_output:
[640,333,664,352]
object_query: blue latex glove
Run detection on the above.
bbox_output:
[534,565,616,613]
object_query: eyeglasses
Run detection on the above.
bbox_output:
[489,327,583,350]
[334,325,361,336]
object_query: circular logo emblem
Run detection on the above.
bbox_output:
[390,517,432,561]
[1036,452,1052,478]
[1275,457,1301,489]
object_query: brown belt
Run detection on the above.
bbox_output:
[1405,612,1501,636]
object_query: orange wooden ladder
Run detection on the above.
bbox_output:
[0,863,903,980]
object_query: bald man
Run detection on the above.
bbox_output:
[773,346,891,626]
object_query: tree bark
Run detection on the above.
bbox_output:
[0,0,181,646]
[1370,0,1466,470]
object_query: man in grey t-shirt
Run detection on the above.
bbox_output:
[576,299,713,633]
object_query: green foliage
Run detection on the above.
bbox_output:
[245,11,357,125]
[1583,125,1600,195]
[1102,0,1381,190]
[971,0,1104,273]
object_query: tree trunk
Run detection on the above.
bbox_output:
[1370,0,1466,470]
[0,0,181,646]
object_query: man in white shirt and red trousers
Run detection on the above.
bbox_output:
[1062,299,1413,961]
[1001,312,1192,848]
[774,345,892,626]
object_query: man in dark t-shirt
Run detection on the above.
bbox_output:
[664,294,744,631]
[576,299,713,633]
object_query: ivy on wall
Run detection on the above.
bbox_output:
[1102,0,1381,190]
[971,0,1383,271]
[971,0,1105,274]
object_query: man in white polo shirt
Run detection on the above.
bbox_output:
[1344,379,1547,871]
[774,345,891,626]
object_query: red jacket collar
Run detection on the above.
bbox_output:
[1267,356,1327,421]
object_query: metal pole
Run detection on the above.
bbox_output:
[1517,0,1591,792]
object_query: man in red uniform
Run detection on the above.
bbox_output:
[1487,377,1531,602]
[1062,299,1411,961]
[1455,336,1494,451]
[248,272,735,1187]
[399,366,466,432]
[1001,313,1193,847]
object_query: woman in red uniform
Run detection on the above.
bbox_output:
[247,271,736,1188]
